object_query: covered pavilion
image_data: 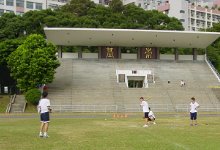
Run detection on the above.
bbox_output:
[44,27,220,60]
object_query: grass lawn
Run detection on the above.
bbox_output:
[0,95,10,113]
[0,113,220,150]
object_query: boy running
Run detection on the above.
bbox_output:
[140,97,150,127]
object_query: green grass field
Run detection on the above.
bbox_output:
[0,96,9,113]
[0,113,220,150]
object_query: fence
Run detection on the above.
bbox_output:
[124,104,174,112]
[175,104,220,112]
[52,105,118,113]
[51,104,220,113]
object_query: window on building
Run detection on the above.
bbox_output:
[132,70,137,74]
[0,9,4,16]
[6,0,13,6]
[180,10,185,13]
[164,10,169,15]
[35,3,42,10]
[58,0,68,2]
[0,0,4,5]
[16,12,24,16]
[48,3,58,9]
[26,1,34,9]
[180,19,185,22]
[6,10,14,13]
[16,0,24,7]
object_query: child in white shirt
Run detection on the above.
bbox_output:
[148,107,156,125]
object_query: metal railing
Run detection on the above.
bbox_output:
[5,94,16,113]
[51,104,220,113]
[175,104,220,112]
[124,104,174,112]
[52,105,118,113]
[22,102,27,113]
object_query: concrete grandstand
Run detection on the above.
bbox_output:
[48,58,220,112]
[44,28,220,112]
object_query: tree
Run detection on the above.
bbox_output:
[109,0,123,13]
[25,88,41,105]
[0,38,24,65]
[166,17,184,30]
[60,0,96,16]
[0,13,25,41]
[22,10,51,35]
[204,23,220,72]
[7,34,60,91]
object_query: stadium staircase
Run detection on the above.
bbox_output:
[10,95,26,113]
[48,59,220,112]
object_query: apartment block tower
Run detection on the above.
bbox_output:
[0,0,69,16]
[1,0,220,31]
[145,0,220,31]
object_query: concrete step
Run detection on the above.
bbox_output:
[47,59,220,112]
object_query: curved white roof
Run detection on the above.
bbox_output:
[44,28,220,48]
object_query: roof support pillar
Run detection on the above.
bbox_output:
[156,48,160,60]
[58,46,62,58]
[137,48,140,59]
[174,48,179,61]
[193,48,197,61]
[118,47,121,59]
[78,47,82,59]
[98,46,101,59]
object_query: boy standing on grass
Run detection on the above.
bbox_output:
[140,97,150,128]
[38,91,51,138]
[190,97,199,126]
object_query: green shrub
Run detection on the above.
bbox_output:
[25,88,41,105]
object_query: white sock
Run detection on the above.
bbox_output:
[44,132,47,136]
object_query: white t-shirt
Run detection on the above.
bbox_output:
[148,110,155,119]
[181,80,184,85]
[38,98,50,113]
[190,101,199,113]
[140,100,149,112]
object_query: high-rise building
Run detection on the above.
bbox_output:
[1,0,219,31]
[146,0,220,31]
[0,0,68,16]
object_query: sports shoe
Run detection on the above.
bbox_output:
[143,124,148,128]
[43,134,50,138]
[39,133,43,137]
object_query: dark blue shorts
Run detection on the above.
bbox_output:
[190,112,197,120]
[144,112,149,118]
[40,112,50,123]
